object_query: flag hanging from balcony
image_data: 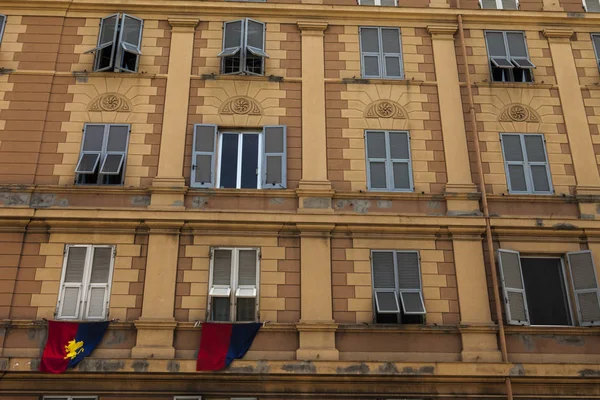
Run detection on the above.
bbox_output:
[196,322,262,371]
[39,320,109,374]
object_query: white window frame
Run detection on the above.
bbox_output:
[207,247,260,322]
[56,245,115,321]
[484,30,535,83]
[0,15,7,45]
[359,27,404,80]
[215,131,264,189]
[365,130,414,192]
[219,18,268,76]
[358,0,398,5]
[500,133,553,195]
[479,0,519,9]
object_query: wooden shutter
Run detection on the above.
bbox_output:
[566,251,600,326]
[396,251,426,314]
[117,14,143,72]
[371,251,400,313]
[497,249,530,325]
[85,14,119,72]
[57,246,88,319]
[523,134,552,193]
[192,124,217,188]
[85,246,113,320]
[262,126,286,189]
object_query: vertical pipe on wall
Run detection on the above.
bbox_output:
[454,7,514,400]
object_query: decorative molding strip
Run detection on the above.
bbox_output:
[498,103,540,123]
[427,24,458,37]
[297,21,328,32]
[167,16,199,28]
[543,28,574,39]
[219,96,263,116]
[364,100,407,119]
[87,93,132,112]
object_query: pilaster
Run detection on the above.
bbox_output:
[131,221,184,359]
[544,28,600,219]
[150,17,199,209]
[450,228,502,362]
[296,224,339,360]
[428,26,480,216]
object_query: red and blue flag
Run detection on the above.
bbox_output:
[39,320,109,374]
[196,322,262,371]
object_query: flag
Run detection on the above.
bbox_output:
[39,320,109,374]
[196,322,261,371]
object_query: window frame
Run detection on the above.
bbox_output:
[219,18,268,76]
[75,123,130,186]
[56,245,115,322]
[207,247,260,322]
[359,26,404,80]
[500,133,553,195]
[365,130,414,192]
[484,30,535,83]
[116,13,144,73]
[0,14,7,45]
[215,131,263,189]
[479,0,519,9]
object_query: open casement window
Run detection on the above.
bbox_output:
[500,133,553,194]
[485,31,534,83]
[56,245,115,321]
[219,19,268,76]
[566,251,600,326]
[75,124,129,185]
[359,0,397,5]
[479,0,518,9]
[371,250,425,324]
[360,27,403,79]
[365,130,413,192]
[0,15,6,45]
[584,0,600,11]
[208,248,260,322]
[85,13,143,73]
[592,34,600,70]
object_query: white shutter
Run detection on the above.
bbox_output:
[501,0,518,9]
[501,134,528,193]
[480,0,498,8]
[371,251,400,313]
[396,251,426,314]
[85,246,114,320]
[523,135,552,194]
[566,251,600,326]
[585,0,600,12]
[497,249,530,325]
[57,246,88,319]
[262,126,286,189]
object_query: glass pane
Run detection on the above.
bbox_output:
[381,29,401,53]
[246,20,264,50]
[364,56,380,77]
[508,164,527,192]
[91,247,112,283]
[372,252,395,289]
[122,16,142,47]
[389,132,409,159]
[521,258,570,325]
[366,131,386,158]
[507,32,528,58]
[369,162,387,189]
[224,20,243,49]
[393,162,410,189]
[65,247,87,283]
[236,298,256,321]
[524,135,546,162]
[502,135,524,161]
[83,125,105,151]
[360,28,380,53]
[194,154,212,184]
[265,126,284,153]
[530,165,550,192]
[220,133,239,188]
[240,134,259,189]
[99,15,118,45]
[266,155,282,185]
[212,297,230,321]
[385,56,402,77]
[213,250,232,285]
[486,32,507,57]
[100,154,124,174]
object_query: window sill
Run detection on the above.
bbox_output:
[72,71,156,80]
[504,325,600,335]
[337,324,459,333]
[334,191,443,201]
[487,193,576,203]
[176,322,297,331]
[472,81,555,89]
[187,187,297,198]
[195,74,297,83]
[327,78,433,86]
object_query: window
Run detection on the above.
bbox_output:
[498,250,600,326]
[359,0,397,5]
[592,34,600,70]
[360,27,403,79]
[208,248,259,322]
[191,125,286,189]
[485,31,535,83]
[219,19,268,76]
[365,130,413,192]
[0,15,6,45]
[479,0,518,9]
[584,0,600,11]
[56,245,115,321]
[500,133,552,194]
[371,250,426,324]
[75,124,129,185]
[84,13,143,73]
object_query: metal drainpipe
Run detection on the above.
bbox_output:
[453,6,514,400]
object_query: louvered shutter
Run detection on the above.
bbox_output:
[396,251,426,314]
[57,246,88,319]
[480,0,498,8]
[366,131,388,190]
[85,246,113,320]
[372,251,400,313]
[262,126,286,189]
[497,249,530,325]
[501,0,518,9]
[586,0,600,12]
[236,249,258,321]
[524,135,552,193]
[85,14,119,72]
[501,134,528,193]
[360,27,381,78]
[566,251,600,326]
[0,15,7,45]
[192,124,217,188]
[75,125,105,175]
[381,28,403,79]
[486,32,513,71]
[380,0,396,5]
[100,125,129,176]
[210,249,233,321]
[389,131,412,191]
[592,34,600,68]
[117,14,143,72]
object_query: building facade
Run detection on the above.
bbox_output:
[0,0,600,398]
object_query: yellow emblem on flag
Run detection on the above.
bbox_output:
[64,339,84,360]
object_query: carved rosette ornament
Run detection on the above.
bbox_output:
[499,104,540,123]
[220,96,262,115]
[87,93,132,112]
[364,100,407,119]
